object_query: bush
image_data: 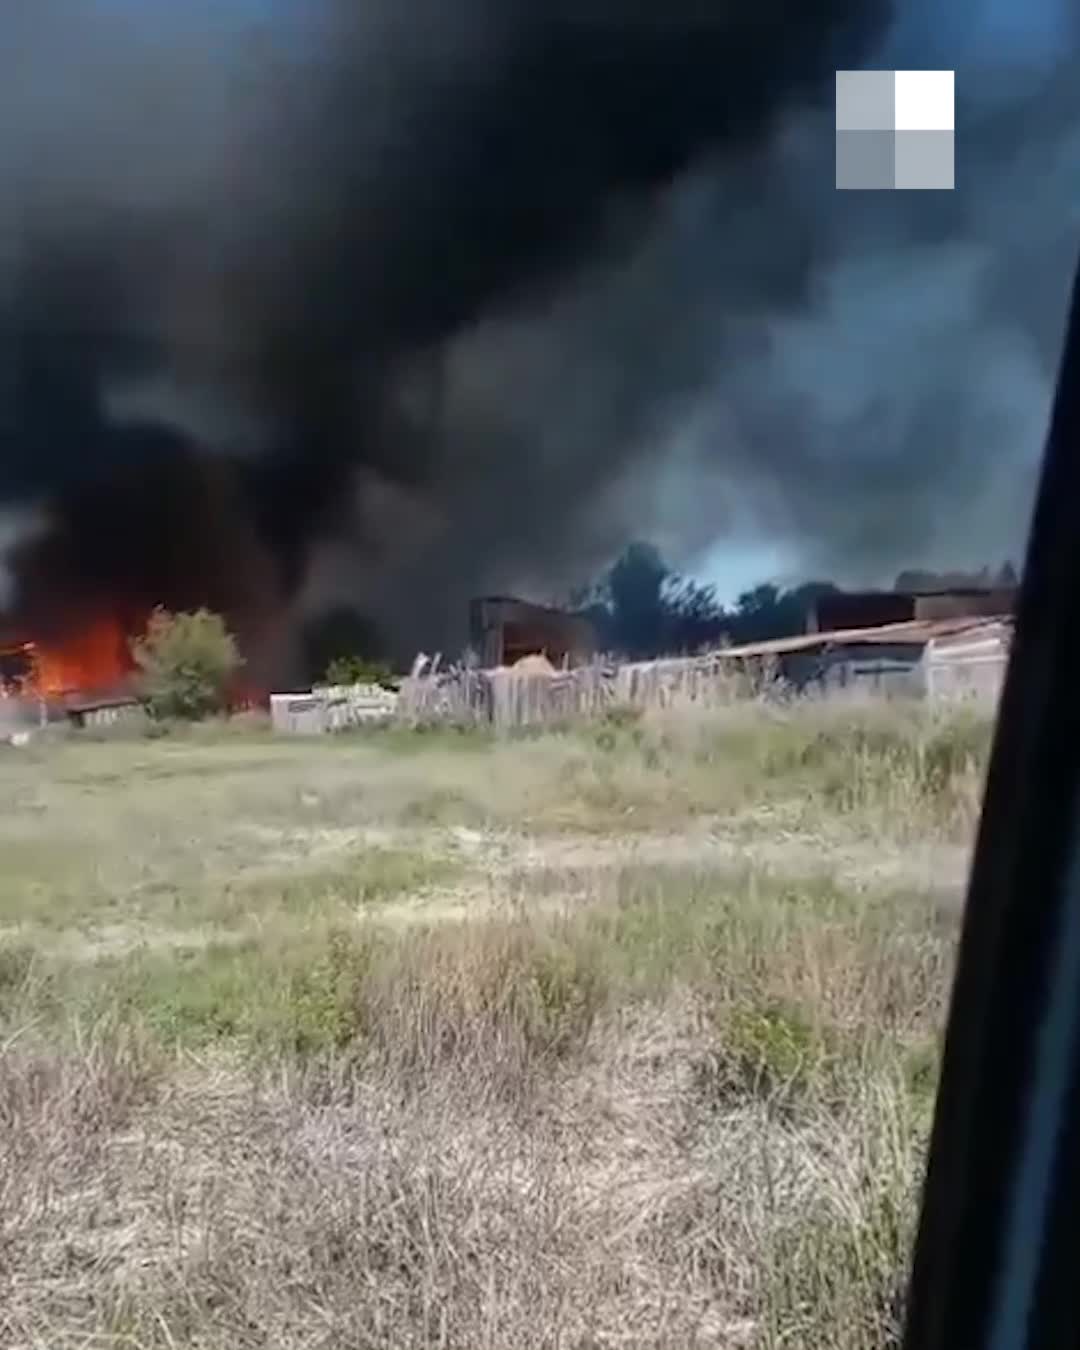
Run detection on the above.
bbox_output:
[320,654,397,689]
[131,608,243,721]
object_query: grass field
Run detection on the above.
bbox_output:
[0,696,994,1349]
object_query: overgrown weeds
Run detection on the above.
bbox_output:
[0,689,981,1347]
[0,879,943,1347]
[560,695,992,837]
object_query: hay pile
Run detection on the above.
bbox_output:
[511,653,557,675]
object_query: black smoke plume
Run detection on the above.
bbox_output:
[2,0,1076,675]
[0,0,889,673]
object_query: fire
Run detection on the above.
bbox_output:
[228,679,269,712]
[2,610,265,710]
[31,615,134,697]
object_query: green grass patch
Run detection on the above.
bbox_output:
[546,699,993,836]
[226,847,464,921]
[77,928,378,1054]
[0,838,115,927]
[348,721,495,755]
[396,787,491,827]
[8,864,951,1102]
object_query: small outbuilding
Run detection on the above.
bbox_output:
[468,597,598,669]
[719,615,1013,700]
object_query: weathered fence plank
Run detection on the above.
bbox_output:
[273,619,1011,735]
[395,653,749,732]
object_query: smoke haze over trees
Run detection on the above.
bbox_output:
[575,543,838,657]
[578,544,1022,659]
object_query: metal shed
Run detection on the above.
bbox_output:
[718,616,1013,700]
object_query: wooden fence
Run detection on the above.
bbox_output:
[270,621,1012,736]
[396,652,765,732]
[395,624,1011,732]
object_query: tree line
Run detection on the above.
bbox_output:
[294,544,1020,679]
[572,543,1019,660]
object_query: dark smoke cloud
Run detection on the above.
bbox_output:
[302,47,1080,651]
[2,0,1076,670]
[610,60,1080,588]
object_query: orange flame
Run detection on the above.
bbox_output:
[32,615,134,697]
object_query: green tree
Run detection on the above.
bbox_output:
[131,608,243,720]
[607,541,670,657]
[321,654,396,689]
[580,541,836,658]
[301,606,384,686]
[728,580,837,645]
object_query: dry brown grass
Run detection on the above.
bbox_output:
[0,694,994,1348]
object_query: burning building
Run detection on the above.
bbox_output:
[0,426,295,702]
[0,619,132,702]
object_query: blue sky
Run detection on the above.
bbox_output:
[696,540,803,608]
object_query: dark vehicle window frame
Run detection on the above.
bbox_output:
[903,246,1080,1350]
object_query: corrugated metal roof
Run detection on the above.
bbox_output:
[716,615,1013,661]
[927,619,1012,651]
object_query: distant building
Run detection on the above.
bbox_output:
[808,586,1017,635]
[469,596,598,669]
[720,615,1013,701]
